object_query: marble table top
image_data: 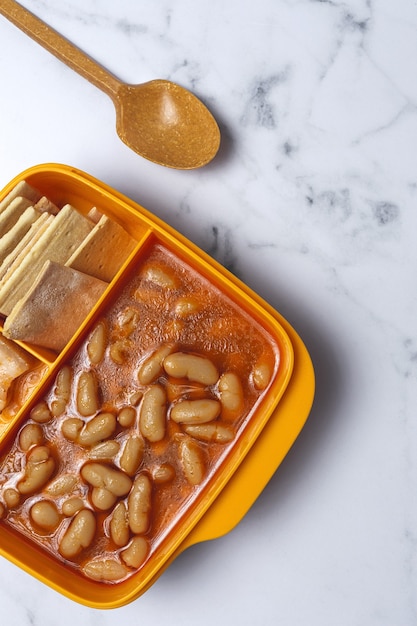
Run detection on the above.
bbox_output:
[0,1,415,624]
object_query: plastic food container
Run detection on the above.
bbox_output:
[0,164,314,608]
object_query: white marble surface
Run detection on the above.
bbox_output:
[0,0,416,623]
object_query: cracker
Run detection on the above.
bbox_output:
[0,204,94,316]
[0,197,35,238]
[0,213,54,282]
[66,214,136,282]
[3,261,108,352]
[0,180,41,215]
[0,206,41,264]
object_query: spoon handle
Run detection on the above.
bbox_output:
[0,0,122,99]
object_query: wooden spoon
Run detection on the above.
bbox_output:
[0,0,221,169]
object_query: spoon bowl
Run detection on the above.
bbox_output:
[0,0,221,169]
[116,80,220,169]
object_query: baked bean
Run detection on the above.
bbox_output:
[252,360,272,390]
[51,366,72,416]
[62,497,84,517]
[139,385,166,442]
[17,446,55,495]
[0,503,5,518]
[82,558,128,582]
[109,339,131,365]
[61,417,83,442]
[115,307,140,337]
[3,488,20,508]
[86,321,107,365]
[177,437,205,485]
[218,372,244,412]
[30,500,60,531]
[30,401,52,424]
[81,463,132,498]
[128,473,152,534]
[118,406,137,428]
[121,536,148,569]
[91,487,117,510]
[152,463,176,484]
[174,296,201,317]
[164,352,219,385]
[59,509,96,559]
[170,399,220,424]
[110,501,129,547]
[77,371,99,416]
[143,265,177,289]
[137,343,175,385]
[120,436,144,476]
[88,440,120,460]
[183,423,235,444]
[19,423,44,451]
[78,412,116,446]
[46,474,77,496]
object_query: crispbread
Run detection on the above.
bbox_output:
[0,206,41,264]
[0,204,94,316]
[66,214,137,282]
[0,180,41,215]
[3,260,108,352]
[34,196,60,215]
[0,197,35,238]
[0,212,54,282]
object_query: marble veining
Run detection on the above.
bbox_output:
[0,0,416,624]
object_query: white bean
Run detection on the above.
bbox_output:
[116,307,140,337]
[3,488,20,508]
[170,399,220,424]
[30,500,60,530]
[109,339,131,365]
[19,423,44,451]
[86,321,107,364]
[139,385,166,442]
[62,497,84,517]
[121,536,148,569]
[143,265,177,288]
[120,436,144,476]
[82,558,128,582]
[177,437,205,485]
[218,372,244,412]
[81,463,132,497]
[128,473,152,534]
[183,422,235,444]
[118,406,137,428]
[46,474,77,496]
[174,296,201,317]
[137,343,175,385]
[88,440,120,460]
[59,509,96,559]
[110,501,130,547]
[76,370,99,416]
[164,352,219,385]
[51,366,72,416]
[252,360,272,390]
[17,446,55,495]
[30,401,52,423]
[151,463,176,484]
[78,412,116,446]
[61,417,83,442]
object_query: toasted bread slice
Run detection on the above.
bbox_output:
[0,204,94,316]
[3,261,108,352]
[0,181,41,215]
[66,214,136,282]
